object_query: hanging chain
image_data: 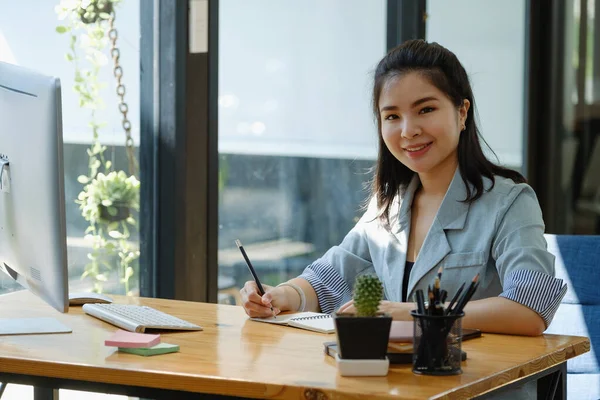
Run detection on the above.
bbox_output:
[108,11,138,177]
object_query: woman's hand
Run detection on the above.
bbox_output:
[337,300,414,320]
[378,301,414,320]
[240,281,287,318]
[337,299,356,314]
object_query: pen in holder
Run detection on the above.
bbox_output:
[411,310,464,376]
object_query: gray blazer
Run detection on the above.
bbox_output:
[300,168,565,325]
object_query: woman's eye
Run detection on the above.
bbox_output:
[419,107,435,114]
[384,114,398,120]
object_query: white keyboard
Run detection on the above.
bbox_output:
[82,303,203,333]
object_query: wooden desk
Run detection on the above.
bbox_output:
[0,291,590,400]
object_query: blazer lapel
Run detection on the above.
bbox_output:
[406,168,471,298]
[385,175,420,302]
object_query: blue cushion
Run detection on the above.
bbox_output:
[545,234,600,305]
[546,304,600,374]
[544,234,600,400]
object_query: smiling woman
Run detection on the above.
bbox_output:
[241,39,566,341]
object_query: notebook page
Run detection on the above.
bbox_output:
[287,314,335,334]
[250,312,326,326]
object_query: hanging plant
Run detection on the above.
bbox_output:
[78,171,139,224]
[56,0,140,295]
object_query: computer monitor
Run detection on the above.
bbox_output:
[0,61,69,314]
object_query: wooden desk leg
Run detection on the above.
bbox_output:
[475,362,568,399]
[33,387,59,400]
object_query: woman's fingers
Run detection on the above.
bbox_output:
[240,281,281,317]
[244,301,278,318]
[261,292,273,306]
[343,305,357,314]
[337,300,355,314]
[378,300,390,312]
[241,281,268,316]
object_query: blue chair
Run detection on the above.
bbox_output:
[545,234,600,400]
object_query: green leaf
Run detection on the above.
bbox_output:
[125,266,134,280]
[55,26,69,34]
[104,242,116,252]
[108,230,124,239]
[65,53,74,62]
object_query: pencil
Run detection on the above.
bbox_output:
[452,273,480,316]
[414,290,426,315]
[445,282,465,315]
[235,239,275,318]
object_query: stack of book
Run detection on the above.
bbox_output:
[105,329,180,356]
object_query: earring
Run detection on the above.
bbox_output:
[461,124,466,131]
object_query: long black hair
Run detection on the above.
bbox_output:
[371,39,525,225]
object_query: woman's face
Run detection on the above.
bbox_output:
[378,72,469,176]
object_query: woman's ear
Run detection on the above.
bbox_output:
[459,99,470,129]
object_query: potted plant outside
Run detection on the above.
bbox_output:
[77,170,139,224]
[334,274,392,360]
[76,170,140,295]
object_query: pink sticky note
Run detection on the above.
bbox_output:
[105,329,161,348]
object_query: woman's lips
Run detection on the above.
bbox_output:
[403,142,432,158]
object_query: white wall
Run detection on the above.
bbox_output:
[426,0,526,168]
[0,0,140,146]
[218,0,386,160]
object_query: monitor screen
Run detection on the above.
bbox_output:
[0,61,68,313]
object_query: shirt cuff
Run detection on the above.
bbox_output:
[499,269,568,328]
[299,260,352,314]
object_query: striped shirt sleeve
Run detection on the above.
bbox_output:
[499,269,567,328]
[299,259,352,314]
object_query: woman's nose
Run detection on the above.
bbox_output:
[401,119,421,139]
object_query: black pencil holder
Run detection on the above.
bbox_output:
[411,310,464,376]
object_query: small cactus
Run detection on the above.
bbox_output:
[353,275,384,317]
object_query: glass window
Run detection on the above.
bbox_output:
[0,0,141,297]
[426,0,527,171]
[217,0,386,303]
[561,0,600,234]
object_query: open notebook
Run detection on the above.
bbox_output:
[250,312,335,334]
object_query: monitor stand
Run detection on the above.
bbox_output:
[0,317,72,336]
